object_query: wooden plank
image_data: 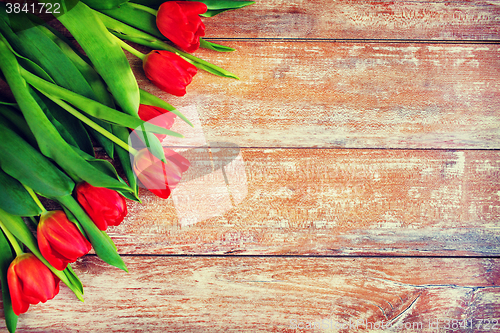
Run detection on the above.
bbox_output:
[134,41,500,149]
[107,148,500,256]
[205,0,500,41]
[3,256,499,332]
[43,1,500,41]
[2,2,498,332]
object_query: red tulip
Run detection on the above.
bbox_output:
[156,1,207,53]
[143,50,197,96]
[133,148,190,199]
[7,253,60,315]
[75,182,128,231]
[138,104,177,141]
[37,210,92,271]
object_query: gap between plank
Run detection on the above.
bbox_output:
[163,146,500,151]
[204,37,500,45]
[87,254,500,259]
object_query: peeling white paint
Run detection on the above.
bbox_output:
[443,152,465,178]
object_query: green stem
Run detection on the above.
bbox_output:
[47,95,139,155]
[0,101,18,107]
[113,35,146,60]
[127,2,158,16]
[93,10,239,79]
[112,31,239,80]
[0,220,23,256]
[23,185,47,213]
[20,67,182,138]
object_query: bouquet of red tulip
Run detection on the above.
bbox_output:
[0,0,253,331]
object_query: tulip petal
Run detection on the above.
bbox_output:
[138,104,177,141]
[7,254,60,315]
[143,50,197,97]
[157,1,207,53]
[75,182,128,231]
[133,148,190,199]
[97,11,239,79]
[37,233,67,271]
[37,211,93,271]
[6,267,29,316]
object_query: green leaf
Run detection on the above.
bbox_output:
[201,9,227,17]
[112,125,140,201]
[0,104,37,147]
[100,230,118,252]
[30,89,82,150]
[0,116,74,198]
[73,147,121,179]
[133,126,166,163]
[56,1,139,116]
[63,265,84,296]
[0,8,56,82]
[72,146,140,201]
[97,11,239,79]
[193,0,255,11]
[37,24,116,108]
[0,21,108,158]
[6,12,98,101]
[139,89,193,127]
[0,209,85,301]
[0,167,43,217]
[180,53,239,79]
[62,207,87,239]
[58,195,127,272]
[35,24,117,158]
[0,40,134,194]
[82,0,130,10]
[88,118,115,159]
[37,96,95,157]
[100,2,163,39]
[21,69,184,138]
[200,38,235,52]
[5,11,118,159]
[0,229,18,333]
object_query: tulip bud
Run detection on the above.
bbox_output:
[37,210,92,271]
[133,148,190,199]
[143,50,198,96]
[138,104,177,142]
[75,182,128,231]
[7,253,60,315]
[156,1,207,53]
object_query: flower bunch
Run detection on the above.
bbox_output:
[0,0,253,331]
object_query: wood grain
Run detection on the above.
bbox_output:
[2,256,499,333]
[134,41,500,149]
[1,1,499,331]
[105,148,500,256]
[204,0,500,41]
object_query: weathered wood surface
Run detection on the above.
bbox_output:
[204,0,500,41]
[110,148,500,256]
[37,1,500,41]
[1,0,500,332]
[134,41,500,149]
[2,256,499,333]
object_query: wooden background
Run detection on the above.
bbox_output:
[2,0,500,332]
